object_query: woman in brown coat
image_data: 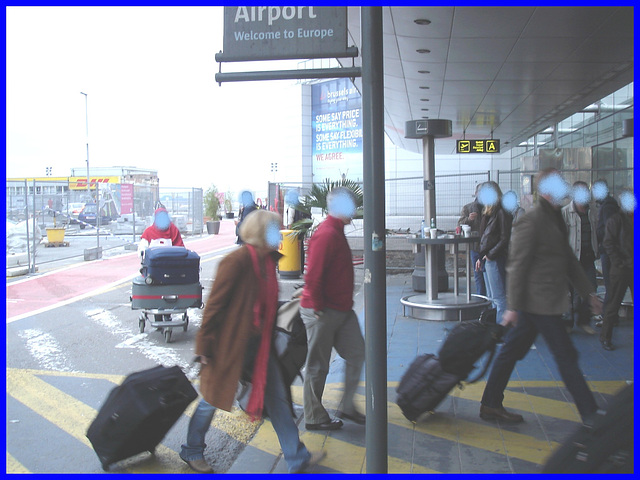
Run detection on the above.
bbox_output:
[180,209,324,473]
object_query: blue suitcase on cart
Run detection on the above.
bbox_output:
[140,246,200,285]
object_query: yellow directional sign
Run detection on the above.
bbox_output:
[457,139,500,154]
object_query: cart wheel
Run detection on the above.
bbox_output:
[139,318,145,333]
[183,314,189,332]
[164,329,172,343]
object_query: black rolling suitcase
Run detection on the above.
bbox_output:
[395,354,461,422]
[140,246,200,285]
[396,317,507,422]
[86,365,198,470]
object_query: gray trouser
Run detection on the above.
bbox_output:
[300,307,365,424]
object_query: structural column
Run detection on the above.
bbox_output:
[362,6,387,474]
[405,119,452,301]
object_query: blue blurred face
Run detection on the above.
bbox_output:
[592,181,608,202]
[285,190,300,206]
[154,211,171,231]
[241,191,253,207]
[572,185,591,206]
[501,191,518,213]
[619,191,637,213]
[538,173,570,206]
[478,184,498,207]
[328,192,356,220]
[265,222,282,249]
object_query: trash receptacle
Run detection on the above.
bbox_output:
[278,229,301,278]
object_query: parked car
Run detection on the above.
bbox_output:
[67,202,85,224]
[78,203,111,229]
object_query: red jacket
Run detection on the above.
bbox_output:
[300,215,354,312]
[141,223,184,246]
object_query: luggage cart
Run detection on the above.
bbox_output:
[131,276,203,343]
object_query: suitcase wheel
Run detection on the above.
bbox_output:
[139,317,145,333]
[145,276,153,285]
[164,329,172,343]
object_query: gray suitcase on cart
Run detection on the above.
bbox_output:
[131,276,202,310]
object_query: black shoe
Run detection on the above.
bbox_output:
[337,410,366,425]
[305,419,343,431]
[600,339,614,351]
[479,405,524,424]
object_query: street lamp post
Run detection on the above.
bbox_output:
[80,92,89,197]
[80,91,101,257]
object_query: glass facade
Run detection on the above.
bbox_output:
[510,82,634,196]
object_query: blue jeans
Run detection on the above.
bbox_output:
[181,355,311,473]
[180,397,216,461]
[470,250,486,296]
[481,310,598,421]
[484,256,507,323]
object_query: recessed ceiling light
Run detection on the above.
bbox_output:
[421,108,429,111]
[414,19,431,25]
[416,48,431,54]
[418,70,430,74]
[420,98,429,102]
[419,86,430,89]
[422,116,430,119]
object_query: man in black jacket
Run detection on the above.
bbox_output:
[599,189,634,351]
[593,180,620,314]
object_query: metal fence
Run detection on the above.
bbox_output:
[270,171,491,233]
[6,180,203,273]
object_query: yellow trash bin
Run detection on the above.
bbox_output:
[46,228,66,244]
[278,229,301,278]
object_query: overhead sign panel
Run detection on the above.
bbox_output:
[220,6,350,61]
[456,139,500,154]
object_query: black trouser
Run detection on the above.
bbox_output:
[600,266,633,343]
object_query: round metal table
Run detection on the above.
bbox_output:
[402,234,492,321]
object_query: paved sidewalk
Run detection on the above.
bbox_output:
[227,273,633,474]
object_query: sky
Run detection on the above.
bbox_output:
[6,6,304,197]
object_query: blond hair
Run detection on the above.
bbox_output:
[238,209,281,249]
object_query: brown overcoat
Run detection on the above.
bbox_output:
[195,245,278,412]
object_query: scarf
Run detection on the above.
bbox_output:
[245,245,279,421]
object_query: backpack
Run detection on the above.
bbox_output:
[437,315,506,382]
[273,288,308,387]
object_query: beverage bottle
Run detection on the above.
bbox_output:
[420,219,426,238]
[430,217,436,229]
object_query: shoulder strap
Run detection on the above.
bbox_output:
[466,343,497,384]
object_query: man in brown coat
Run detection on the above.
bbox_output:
[479,169,603,425]
[180,210,324,473]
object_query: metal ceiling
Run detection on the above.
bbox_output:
[346,6,634,156]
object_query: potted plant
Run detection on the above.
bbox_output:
[289,178,363,270]
[224,193,234,219]
[204,185,221,234]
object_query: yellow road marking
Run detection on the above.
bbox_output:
[6,452,30,473]
[6,369,629,473]
[250,418,438,473]
[6,369,190,473]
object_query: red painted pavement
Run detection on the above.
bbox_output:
[6,220,238,320]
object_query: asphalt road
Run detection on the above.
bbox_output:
[6,220,302,473]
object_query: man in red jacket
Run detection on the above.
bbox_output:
[299,187,365,430]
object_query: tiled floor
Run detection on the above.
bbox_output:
[228,273,633,474]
